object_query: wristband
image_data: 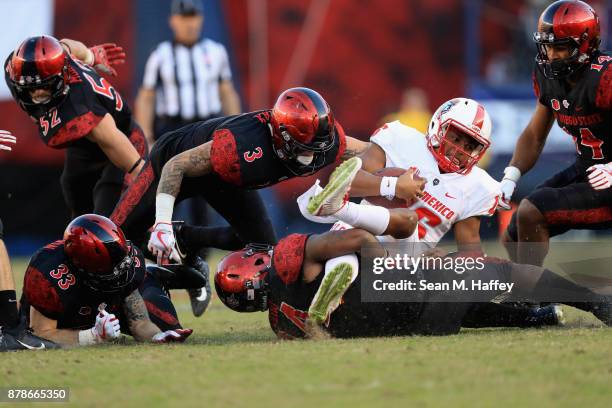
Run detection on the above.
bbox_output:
[380,176,398,200]
[155,193,176,225]
[502,166,521,183]
[78,328,99,346]
[128,157,143,174]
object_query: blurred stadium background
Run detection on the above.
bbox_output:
[0,0,611,258]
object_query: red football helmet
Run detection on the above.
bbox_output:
[533,0,600,79]
[214,244,272,312]
[427,98,492,174]
[7,35,70,113]
[271,87,336,174]
[64,214,136,293]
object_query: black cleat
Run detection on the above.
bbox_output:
[0,328,21,352]
[524,304,565,327]
[1,325,59,351]
[186,256,212,317]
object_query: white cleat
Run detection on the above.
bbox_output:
[307,157,362,216]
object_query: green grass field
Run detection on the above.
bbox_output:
[2,257,612,408]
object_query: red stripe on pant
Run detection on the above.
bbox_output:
[110,162,154,226]
[545,207,612,226]
[145,300,180,327]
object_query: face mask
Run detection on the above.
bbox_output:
[296,154,314,166]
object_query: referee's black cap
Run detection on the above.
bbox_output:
[171,0,203,16]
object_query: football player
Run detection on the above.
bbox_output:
[304,98,499,258]
[4,36,147,218]
[110,88,405,264]
[300,98,562,327]
[499,0,612,266]
[214,227,611,339]
[1,130,59,351]
[21,214,193,348]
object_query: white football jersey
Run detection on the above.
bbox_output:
[370,121,501,248]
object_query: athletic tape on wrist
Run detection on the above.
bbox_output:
[503,166,521,183]
[155,193,176,225]
[78,328,98,346]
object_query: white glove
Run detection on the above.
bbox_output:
[498,166,521,210]
[587,163,612,190]
[152,329,193,343]
[297,180,338,224]
[0,130,16,152]
[93,304,121,341]
[148,222,181,265]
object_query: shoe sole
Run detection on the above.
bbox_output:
[308,262,354,325]
[307,157,362,216]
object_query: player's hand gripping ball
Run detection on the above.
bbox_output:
[365,167,426,208]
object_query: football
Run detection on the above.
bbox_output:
[363,167,424,208]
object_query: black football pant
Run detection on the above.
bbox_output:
[60,147,125,219]
[138,272,181,332]
[506,160,612,241]
[110,161,277,251]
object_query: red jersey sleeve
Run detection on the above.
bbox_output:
[595,65,612,110]
[272,234,309,285]
[210,129,242,185]
[23,266,64,318]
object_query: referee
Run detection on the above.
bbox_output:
[134,0,241,318]
[135,0,241,145]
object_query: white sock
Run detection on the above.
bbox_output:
[334,202,390,235]
[323,254,359,284]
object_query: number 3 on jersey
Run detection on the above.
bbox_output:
[49,264,76,290]
[244,147,263,162]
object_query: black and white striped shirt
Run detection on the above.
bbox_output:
[142,38,232,120]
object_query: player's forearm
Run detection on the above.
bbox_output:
[105,144,142,175]
[508,128,547,175]
[129,320,162,342]
[508,103,553,175]
[157,156,189,198]
[89,115,144,176]
[135,88,156,146]
[340,137,370,161]
[157,143,212,198]
[59,39,93,65]
[33,328,78,347]
[349,170,385,197]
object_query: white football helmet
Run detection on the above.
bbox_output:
[426,98,492,174]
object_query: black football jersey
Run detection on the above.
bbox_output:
[534,51,612,167]
[4,54,144,154]
[266,234,421,339]
[23,240,146,330]
[152,110,346,188]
